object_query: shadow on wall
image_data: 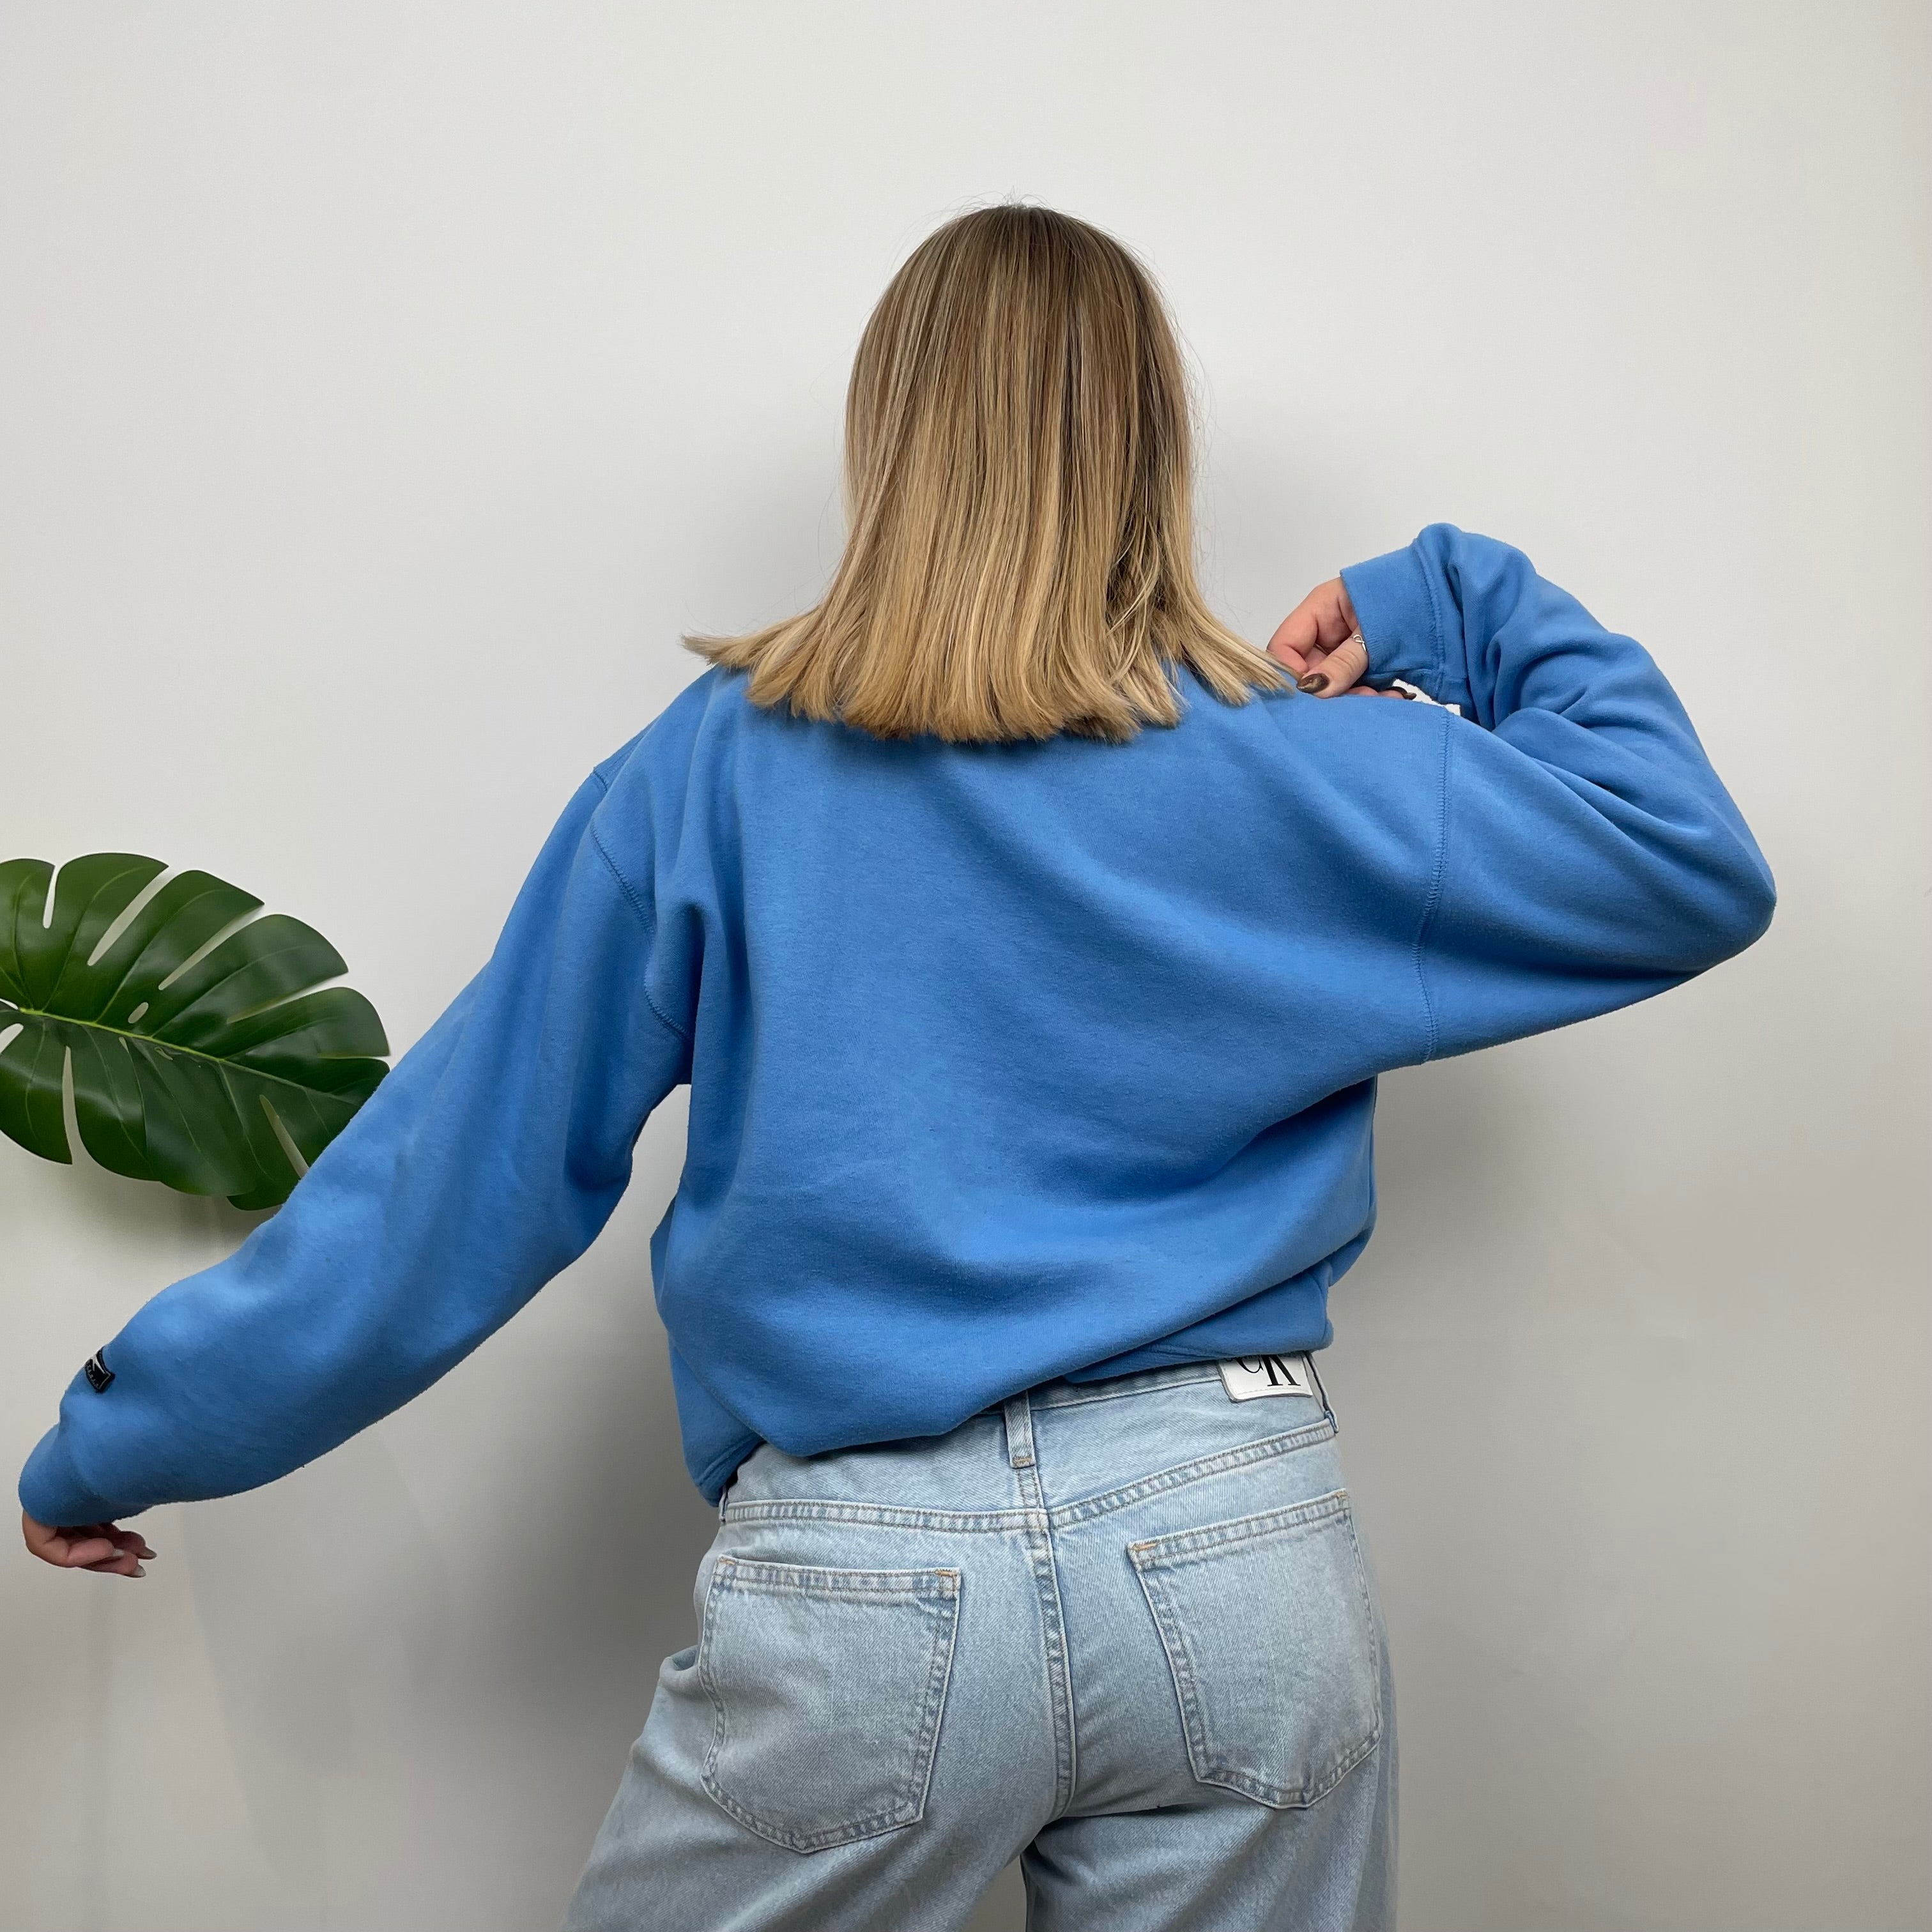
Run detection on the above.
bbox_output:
[183,1433,452,1914]
[171,1284,717,1926]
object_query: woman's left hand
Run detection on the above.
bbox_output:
[1267,578,1406,698]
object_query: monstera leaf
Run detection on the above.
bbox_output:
[0,854,389,1209]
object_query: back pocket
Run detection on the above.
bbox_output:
[1128,1488,1381,1809]
[696,1554,962,1853]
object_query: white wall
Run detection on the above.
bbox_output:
[3,5,1926,1929]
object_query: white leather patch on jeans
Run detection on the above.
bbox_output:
[1217,1354,1316,1402]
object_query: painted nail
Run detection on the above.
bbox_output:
[130,1563,146,1577]
[1296,673,1328,693]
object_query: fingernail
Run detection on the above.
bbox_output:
[130,1563,146,1577]
[1296,673,1328,693]
[137,1547,157,1560]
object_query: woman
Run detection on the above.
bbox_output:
[21,204,1775,1930]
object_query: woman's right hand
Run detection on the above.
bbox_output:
[21,1510,153,1577]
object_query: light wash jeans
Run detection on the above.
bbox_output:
[564,1356,1397,1931]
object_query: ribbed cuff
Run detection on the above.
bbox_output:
[18,1426,118,1528]
[1341,540,1443,698]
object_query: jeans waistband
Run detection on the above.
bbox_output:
[721,1351,1337,1525]
[988,1351,1332,1441]
[993,1358,1222,1411]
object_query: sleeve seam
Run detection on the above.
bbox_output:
[588,816,693,1045]
[1413,709,1451,1064]
[1409,539,1448,693]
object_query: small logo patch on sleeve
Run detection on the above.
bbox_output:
[82,1352,114,1393]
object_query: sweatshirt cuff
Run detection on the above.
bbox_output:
[19,1425,118,1528]
[1341,540,1445,699]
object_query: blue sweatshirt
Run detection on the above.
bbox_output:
[19,526,1775,1524]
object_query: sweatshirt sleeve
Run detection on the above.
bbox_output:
[19,747,695,1528]
[1341,523,1776,1062]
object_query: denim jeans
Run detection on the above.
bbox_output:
[564,1355,1397,1931]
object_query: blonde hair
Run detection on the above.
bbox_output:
[684,203,1291,744]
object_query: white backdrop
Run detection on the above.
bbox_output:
[3,6,1927,1929]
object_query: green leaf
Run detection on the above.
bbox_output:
[0,854,389,1209]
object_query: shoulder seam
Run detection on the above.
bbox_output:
[588,817,693,1044]
[1413,710,1451,1064]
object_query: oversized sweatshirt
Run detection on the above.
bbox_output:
[18,525,1777,1523]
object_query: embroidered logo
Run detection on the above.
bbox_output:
[82,1352,114,1393]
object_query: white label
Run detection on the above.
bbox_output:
[1388,678,1462,716]
[1217,1354,1315,1402]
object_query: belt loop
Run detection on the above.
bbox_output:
[1304,1351,1336,1429]
[1002,1390,1037,1469]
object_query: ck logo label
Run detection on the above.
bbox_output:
[1217,1353,1314,1402]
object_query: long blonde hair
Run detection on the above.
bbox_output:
[684,203,1291,744]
